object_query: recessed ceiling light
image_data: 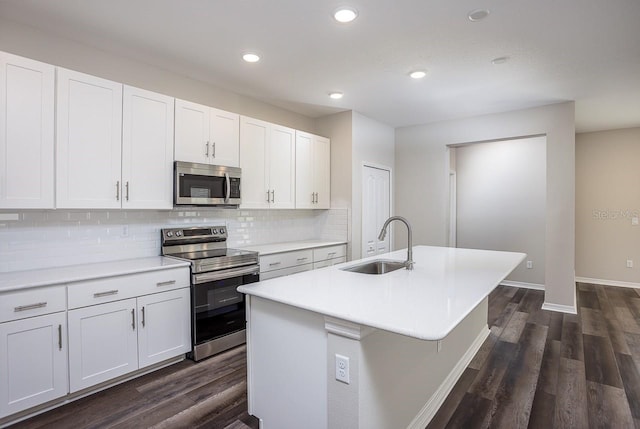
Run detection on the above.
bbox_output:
[242,53,260,63]
[491,56,509,65]
[329,92,344,100]
[334,7,358,23]
[468,9,490,21]
[409,70,427,79]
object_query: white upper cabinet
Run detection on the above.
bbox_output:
[175,99,239,167]
[122,86,175,209]
[56,68,123,209]
[295,131,330,209]
[0,52,55,209]
[240,116,295,209]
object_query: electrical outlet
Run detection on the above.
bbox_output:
[633,217,639,226]
[526,261,533,269]
[627,260,633,268]
[335,354,350,384]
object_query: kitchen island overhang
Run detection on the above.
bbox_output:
[239,245,526,429]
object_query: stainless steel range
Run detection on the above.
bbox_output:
[161,225,259,361]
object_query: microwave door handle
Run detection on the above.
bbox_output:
[225,172,230,203]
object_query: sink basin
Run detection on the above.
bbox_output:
[340,259,406,275]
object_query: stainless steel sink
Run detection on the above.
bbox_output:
[340,259,407,275]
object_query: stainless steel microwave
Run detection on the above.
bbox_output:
[174,161,241,207]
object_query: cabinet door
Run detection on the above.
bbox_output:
[313,135,331,209]
[0,52,54,209]
[56,68,122,209]
[175,99,210,164]
[122,86,174,209]
[295,131,314,209]
[240,116,269,209]
[137,288,191,368]
[269,124,296,209]
[0,312,67,418]
[210,107,240,167]
[68,298,138,392]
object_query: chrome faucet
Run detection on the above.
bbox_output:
[378,216,414,270]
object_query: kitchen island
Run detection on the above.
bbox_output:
[238,245,525,429]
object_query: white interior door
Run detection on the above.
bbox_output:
[362,165,391,258]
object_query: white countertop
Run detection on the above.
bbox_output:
[0,257,190,293]
[238,245,525,341]
[240,240,347,255]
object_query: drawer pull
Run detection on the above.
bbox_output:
[14,302,47,312]
[141,306,146,327]
[269,262,281,266]
[327,252,336,256]
[131,309,135,330]
[94,290,119,298]
[157,280,176,287]
[297,257,308,261]
[58,324,63,351]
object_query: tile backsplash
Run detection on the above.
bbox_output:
[0,208,348,273]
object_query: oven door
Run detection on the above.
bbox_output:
[191,265,259,347]
[175,161,241,206]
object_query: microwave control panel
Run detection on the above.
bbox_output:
[229,177,240,198]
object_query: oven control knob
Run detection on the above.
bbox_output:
[219,228,225,234]
[166,231,173,237]
[212,228,218,234]
[175,231,182,237]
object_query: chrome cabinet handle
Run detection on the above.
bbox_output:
[94,290,118,298]
[131,309,135,330]
[58,324,62,351]
[269,262,281,266]
[213,142,216,158]
[157,280,176,287]
[266,190,270,202]
[125,181,129,201]
[271,190,275,203]
[311,192,315,203]
[14,302,47,312]
[141,306,146,327]
[116,181,120,201]
[327,252,336,256]
[205,141,210,157]
[296,257,308,261]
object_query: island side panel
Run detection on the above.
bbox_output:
[246,296,327,429]
[358,297,489,429]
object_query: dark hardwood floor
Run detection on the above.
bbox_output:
[428,283,640,429]
[10,345,259,429]
[10,283,640,429]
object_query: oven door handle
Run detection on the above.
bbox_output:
[193,265,259,284]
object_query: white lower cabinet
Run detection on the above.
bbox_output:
[137,288,191,368]
[68,298,139,392]
[68,288,190,393]
[0,312,68,418]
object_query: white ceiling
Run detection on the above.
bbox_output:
[1,0,639,132]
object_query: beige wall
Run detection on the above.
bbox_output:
[454,136,546,286]
[576,127,640,284]
[395,102,576,311]
[0,17,316,132]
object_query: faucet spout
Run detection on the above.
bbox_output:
[378,216,414,270]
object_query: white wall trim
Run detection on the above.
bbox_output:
[541,302,577,314]
[406,326,491,429]
[324,316,376,340]
[575,276,640,289]
[500,280,545,291]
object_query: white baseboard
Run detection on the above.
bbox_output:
[500,280,545,291]
[541,301,577,314]
[575,276,640,289]
[406,326,491,429]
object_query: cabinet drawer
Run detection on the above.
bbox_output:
[0,286,66,323]
[260,250,313,273]
[313,256,346,270]
[259,263,313,280]
[68,268,189,309]
[312,245,346,262]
